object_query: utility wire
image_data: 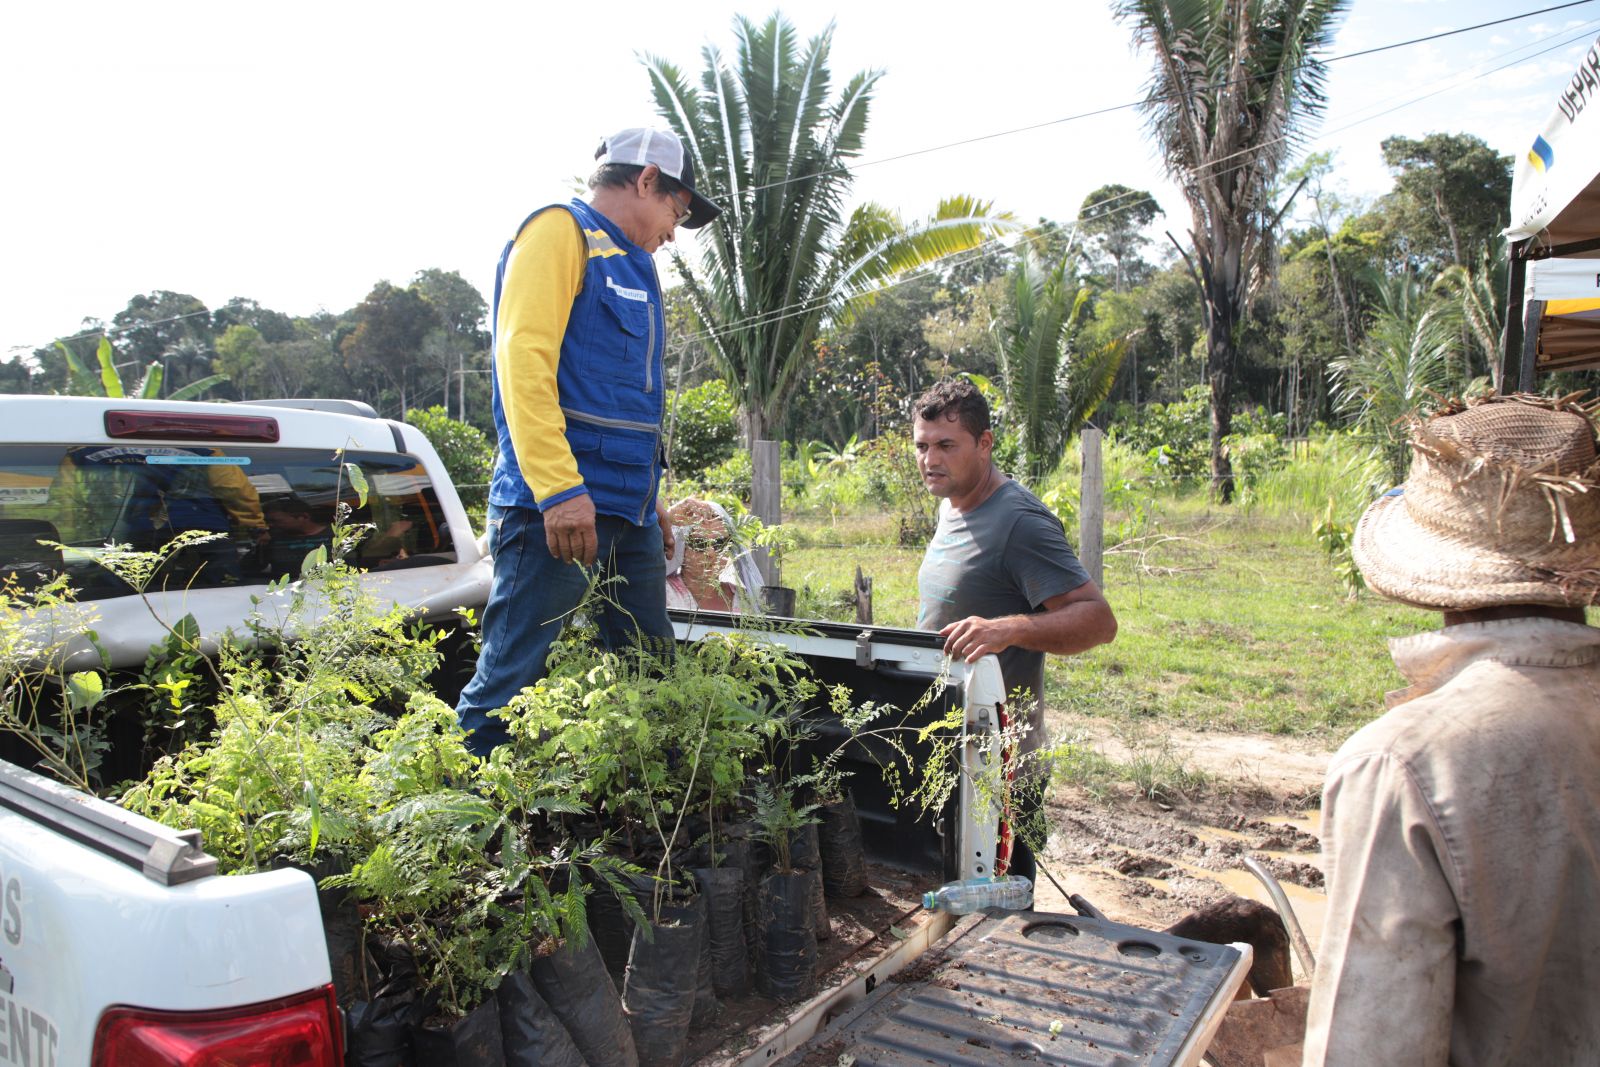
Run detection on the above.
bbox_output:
[10,3,1592,362]
[6,308,217,359]
[664,19,1600,357]
[735,0,1600,195]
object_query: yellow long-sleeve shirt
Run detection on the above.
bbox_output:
[495,208,587,503]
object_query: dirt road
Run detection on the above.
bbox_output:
[1033,721,1333,982]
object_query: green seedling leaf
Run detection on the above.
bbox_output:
[299,545,328,576]
[85,629,111,668]
[303,779,321,856]
[344,463,369,509]
[888,924,908,940]
[66,671,105,712]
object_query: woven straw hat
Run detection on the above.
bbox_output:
[1352,394,1600,610]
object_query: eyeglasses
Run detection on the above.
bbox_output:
[668,188,693,228]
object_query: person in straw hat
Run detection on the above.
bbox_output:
[1302,394,1600,1066]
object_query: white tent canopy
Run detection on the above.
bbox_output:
[1505,33,1600,379]
[1527,257,1600,301]
[1506,36,1600,245]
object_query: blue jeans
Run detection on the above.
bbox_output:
[455,503,673,755]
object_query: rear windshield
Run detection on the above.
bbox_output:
[0,443,457,598]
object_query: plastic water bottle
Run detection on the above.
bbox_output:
[922,875,1033,914]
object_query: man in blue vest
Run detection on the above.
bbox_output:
[456,128,721,756]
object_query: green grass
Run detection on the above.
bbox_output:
[776,488,1423,744]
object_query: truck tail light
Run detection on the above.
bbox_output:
[105,410,281,442]
[91,984,343,1066]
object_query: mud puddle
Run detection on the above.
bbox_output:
[1032,781,1328,979]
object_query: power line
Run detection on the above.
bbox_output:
[734,0,1599,195]
[666,18,1600,356]
[5,308,217,360]
[1329,0,1596,63]
[10,3,1591,364]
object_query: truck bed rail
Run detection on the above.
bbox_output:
[0,761,217,885]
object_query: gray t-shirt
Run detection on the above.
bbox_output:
[917,477,1090,755]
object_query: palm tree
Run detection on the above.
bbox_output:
[644,13,1007,445]
[160,337,228,399]
[1433,243,1507,390]
[994,250,1127,486]
[1330,274,1455,484]
[1117,0,1347,501]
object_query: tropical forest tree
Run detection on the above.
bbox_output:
[994,250,1126,485]
[1117,0,1347,501]
[1379,132,1513,270]
[1077,184,1162,291]
[643,12,1006,445]
[340,280,439,415]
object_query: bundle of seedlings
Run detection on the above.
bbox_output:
[749,776,822,1001]
[100,542,621,1066]
[327,698,631,1067]
[495,611,827,1063]
[806,690,869,898]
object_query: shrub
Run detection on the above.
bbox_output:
[406,405,494,514]
[668,379,739,479]
[1110,385,1211,487]
[696,449,753,505]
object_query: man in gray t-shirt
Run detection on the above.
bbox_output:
[912,380,1118,878]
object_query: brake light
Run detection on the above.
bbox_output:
[91,985,343,1067]
[105,410,281,442]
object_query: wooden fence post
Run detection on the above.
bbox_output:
[854,565,874,625]
[1079,428,1105,588]
[752,440,781,587]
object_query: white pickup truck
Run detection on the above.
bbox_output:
[0,396,1247,1067]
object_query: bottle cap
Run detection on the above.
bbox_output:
[922,891,936,910]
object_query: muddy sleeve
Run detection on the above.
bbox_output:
[1301,751,1458,1067]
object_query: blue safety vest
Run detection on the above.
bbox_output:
[487,198,665,525]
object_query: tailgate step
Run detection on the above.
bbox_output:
[785,910,1250,1067]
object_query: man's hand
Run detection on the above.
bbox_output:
[543,494,598,566]
[940,615,1020,663]
[657,499,675,560]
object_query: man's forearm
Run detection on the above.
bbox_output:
[1005,600,1118,655]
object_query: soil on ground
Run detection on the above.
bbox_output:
[1033,723,1333,982]
[691,727,1335,1063]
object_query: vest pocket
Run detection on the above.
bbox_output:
[567,424,656,502]
[590,287,650,386]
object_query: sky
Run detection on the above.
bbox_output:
[2,0,1597,364]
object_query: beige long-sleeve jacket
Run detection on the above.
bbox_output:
[1303,618,1600,1067]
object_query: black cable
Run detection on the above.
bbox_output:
[731,1,1599,194]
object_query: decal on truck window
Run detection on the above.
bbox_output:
[145,455,252,467]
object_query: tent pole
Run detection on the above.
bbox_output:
[1519,298,1543,392]
[1502,241,1529,393]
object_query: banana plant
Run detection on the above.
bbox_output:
[800,434,861,480]
[56,336,228,400]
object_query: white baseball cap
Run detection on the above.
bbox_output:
[596,127,722,229]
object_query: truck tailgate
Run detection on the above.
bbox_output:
[0,763,329,1067]
[780,910,1250,1067]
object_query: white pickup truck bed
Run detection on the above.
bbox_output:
[0,760,335,1066]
